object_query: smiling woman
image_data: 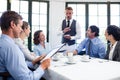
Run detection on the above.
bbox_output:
[33,30,51,56]
[104,25,120,61]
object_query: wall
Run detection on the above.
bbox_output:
[49,0,65,48]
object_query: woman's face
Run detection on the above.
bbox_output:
[39,32,45,42]
[104,29,109,41]
[24,26,31,37]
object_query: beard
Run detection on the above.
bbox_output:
[67,16,71,20]
[13,30,20,38]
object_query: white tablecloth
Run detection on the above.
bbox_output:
[43,55,120,80]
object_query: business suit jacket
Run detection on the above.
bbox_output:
[105,41,120,61]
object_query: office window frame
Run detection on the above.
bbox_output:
[10,0,49,51]
[66,2,120,44]
[31,1,49,50]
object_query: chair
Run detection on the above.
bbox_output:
[0,72,11,80]
[0,71,46,80]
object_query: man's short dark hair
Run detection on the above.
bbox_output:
[0,11,22,31]
[65,7,73,11]
[90,25,99,37]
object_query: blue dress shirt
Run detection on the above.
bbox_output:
[0,34,44,80]
[33,43,51,56]
[76,37,106,58]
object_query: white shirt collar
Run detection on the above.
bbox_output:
[66,18,73,22]
[109,41,118,60]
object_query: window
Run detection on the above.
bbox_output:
[0,0,7,16]
[0,0,7,36]
[11,0,29,47]
[11,0,28,21]
[110,4,120,26]
[67,3,86,43]
[67,2,120,44]
[32,1,48,50]
[10,0,49,50]
[0,0,49,51]
[89,4,107,42]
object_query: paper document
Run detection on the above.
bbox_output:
[41,43,65,62]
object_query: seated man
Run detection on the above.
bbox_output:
[73,25,106,59]
[0,11,50,80]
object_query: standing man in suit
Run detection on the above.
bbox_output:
[104,25,120,61]
[61,7,81,52]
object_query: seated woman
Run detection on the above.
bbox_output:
[104,25,120,61]
[33,30,51,56]
[14,21,44,65]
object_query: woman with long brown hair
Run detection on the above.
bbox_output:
[33,30,51,56]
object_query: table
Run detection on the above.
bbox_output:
[43,55,120,80]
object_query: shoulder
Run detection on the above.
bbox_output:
[34,44,42,49]
[14,38,23,46]
[1,40,16,49]
[34,44,39,48]
[72,19,77,23]
[82,38,89,42]
[93,37,105,45]
[116,41,120,47]
[45,42,49,45]
[73,20,80,26]
[93,37,102,42]
[1,41,22,56]
[85,38,89,41]
[72,19,76,21]
[80,38,89,43]
[62,19,66,22]
[117,41,120,45]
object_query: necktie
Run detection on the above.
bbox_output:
[67,20,70,27]
[88,39,91,56]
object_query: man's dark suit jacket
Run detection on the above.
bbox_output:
[105,41,120,61]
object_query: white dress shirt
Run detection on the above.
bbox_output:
[14,38,36,61]
[58,18,81,40]
[109,41,118,60]
[57,18,81,52]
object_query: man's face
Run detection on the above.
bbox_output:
[86,27,94,38]
[12,20,23,38]
[65,9,73,20]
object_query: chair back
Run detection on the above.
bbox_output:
[0,72,11,80]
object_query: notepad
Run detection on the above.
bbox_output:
[41,43,66,62]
